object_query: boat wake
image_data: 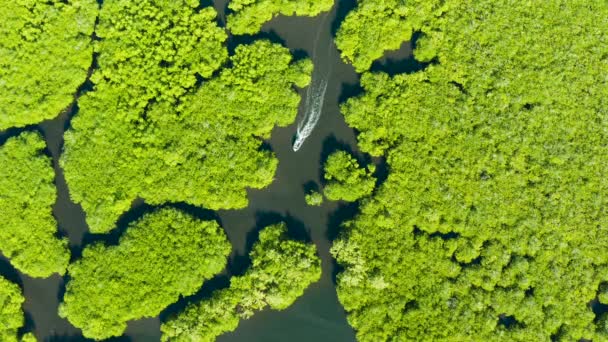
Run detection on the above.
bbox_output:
[293,77,328,151]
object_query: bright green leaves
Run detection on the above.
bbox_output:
[161,223,321,342]
[227,0,334,35]
[334,0,608,341]
[0,0,97,130]
[335,0,411,72]
[61,0,313,233]
[0,277,30,342]
[334,0,449,72]
[305,190,324,206]
[0,132,70,278]
[58,208,231,340]
[92,0,228,109]
[323,151,375,202]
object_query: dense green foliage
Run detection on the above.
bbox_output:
[59,208,231,340]
[61,0,312,233]
[0,0,97,130]
[305,190,324,206]
[333,1,608,341]
[334,0,414,72]
[323,151,375,202]
[0,276,31,342]
[90,0,228,108]
[227,0,333,35]
[0,132,69,278]
[161,223,321,341]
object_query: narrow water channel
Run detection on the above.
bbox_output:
[0,0,415,340]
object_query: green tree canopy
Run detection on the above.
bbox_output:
[227,0,333,35]
[334,0,404,72]
[305,190,324,206]
[333,1,608,341]
[0,0,97,130]
[58,208,231,340]
[90,0,228,109]
[323,150,375,202]
[61,0,312,234]
[161,223,321,342]
[0,132,70,278]
[0,276,34,342]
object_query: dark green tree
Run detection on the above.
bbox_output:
[227,0,334,35]
[0,132,70,278]
[323,150,376,202]
[161,223,321,342]
[58,208,231,340]
[333,1,608,341]
[0,0,97,130]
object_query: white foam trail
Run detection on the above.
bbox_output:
[293,78,328,151]
[292,11,333,152]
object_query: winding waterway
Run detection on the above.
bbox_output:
[0,0,416,340]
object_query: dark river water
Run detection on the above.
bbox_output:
[0,0,414,341]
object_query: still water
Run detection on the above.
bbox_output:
[0,0,414,340]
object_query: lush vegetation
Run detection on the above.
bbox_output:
[161,223,321,341]
[227,0,333,35]
[305,190,324,206]
[323,151,375,202]
[333,1,608,340]
[334,0,412,72]
[0,0,97,130]
[0,132,70,278]
[61,0,312,233]
[58,208,231,340]
[0,276,36,342]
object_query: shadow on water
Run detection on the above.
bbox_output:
[0,125,39,146]
[326,201,359,285]
[338,80,363,105]
[0,257,36,337]
[330,0,357,36]
[75,200,221,260]
[160,212,311,324]
[252,211,312,244]
[196,0,214,12]
[226,29,310,65]
[372,156,389,188]
[226,30,286,54]
[20,311,36,339]
[302,180,320,194]
[160,271,231,322]
[319,134,372,185]
[0,255,23,287]
[326,202,359,243]
[590,282,608,321]
[370,32,433,76]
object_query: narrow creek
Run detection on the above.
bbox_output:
[0,0,415,340]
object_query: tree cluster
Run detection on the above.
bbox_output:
[0,0,97,130]
[0,132,70,278]
[334,0,406,72]
[227,0,334,35]
[333,1,608,340]
[323,150,376,202]
[58,208,231,340]
[305,190,324,206]
[61,0,313,233]
[161,223,321,341]
[0,276,36,342]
